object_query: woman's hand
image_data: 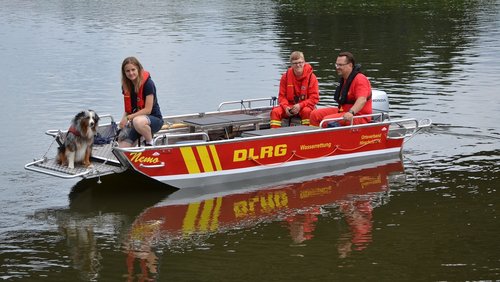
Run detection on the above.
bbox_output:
[119,116,129,129]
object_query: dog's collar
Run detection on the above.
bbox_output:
[68,126,81,136]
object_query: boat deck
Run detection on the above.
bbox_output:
[25,142,124,179]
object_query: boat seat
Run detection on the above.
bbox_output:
[181,113,266,140]
[281,116,302,127]
[183,114,263,131]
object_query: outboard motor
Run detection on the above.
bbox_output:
[371,90,389,121]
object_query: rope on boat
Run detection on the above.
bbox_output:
[335,139,380,152]
[294,146,339,160]
[91,143,120,184]
[249,150,297,166]
[249,139,380,166]
[95,158,108,184]
[40,130,62,161]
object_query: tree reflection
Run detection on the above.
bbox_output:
[274,0,489,106]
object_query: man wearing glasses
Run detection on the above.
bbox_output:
[270,51,319,128]
[310,51,372,127]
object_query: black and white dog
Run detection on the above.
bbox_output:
[57,110,100,169]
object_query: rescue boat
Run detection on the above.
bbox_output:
[25,90,431,189]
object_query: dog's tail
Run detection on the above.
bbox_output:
[55,143,66,164]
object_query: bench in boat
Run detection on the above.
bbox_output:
[182,114,264,131]
[182,114,265,139]
[153,114,267,144]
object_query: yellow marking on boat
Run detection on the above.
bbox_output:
[209,145,222,171]
[180,147,201,174]
[210,197,222,231]
[182,202,201,236]
[300,186,332,199]
[198,199,214,231]
[360,175,382,189]
[196,146,214,172]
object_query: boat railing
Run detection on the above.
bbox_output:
[45,114,116,139]
[318,113,384,128]
[114,146,148,153]
[319,114,432,140]
[387,118,432,141]
[217,97,276,111]
[153,132,210,145]
[96,114,115,124]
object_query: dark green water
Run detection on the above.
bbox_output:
[1,0,498,281]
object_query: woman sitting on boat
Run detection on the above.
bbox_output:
[270,51,319,128]
[310,51,372,127]
[118,57,164,147]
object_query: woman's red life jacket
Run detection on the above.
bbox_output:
[123,71,150,114]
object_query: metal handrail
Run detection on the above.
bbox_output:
[114,146,146,153]
[217,97,276,111]
[387,118,432,141]
[140,162,165,168]
[113,132,210,152]
[45,129,62,138]
[45,114,115,137]
[318,113,384,128]
[386,118,419,139]
[97,114,115,123]
[153,132,210,145]
[417,118,432,128]
[317,115,432,141]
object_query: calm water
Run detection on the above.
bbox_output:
[1,0,499,281]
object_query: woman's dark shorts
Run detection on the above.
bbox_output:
[119,115,164,144]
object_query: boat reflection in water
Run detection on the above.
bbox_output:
[32,159,405,280]
[124,159,405,278]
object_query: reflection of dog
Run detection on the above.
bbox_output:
[57,110,100,169]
